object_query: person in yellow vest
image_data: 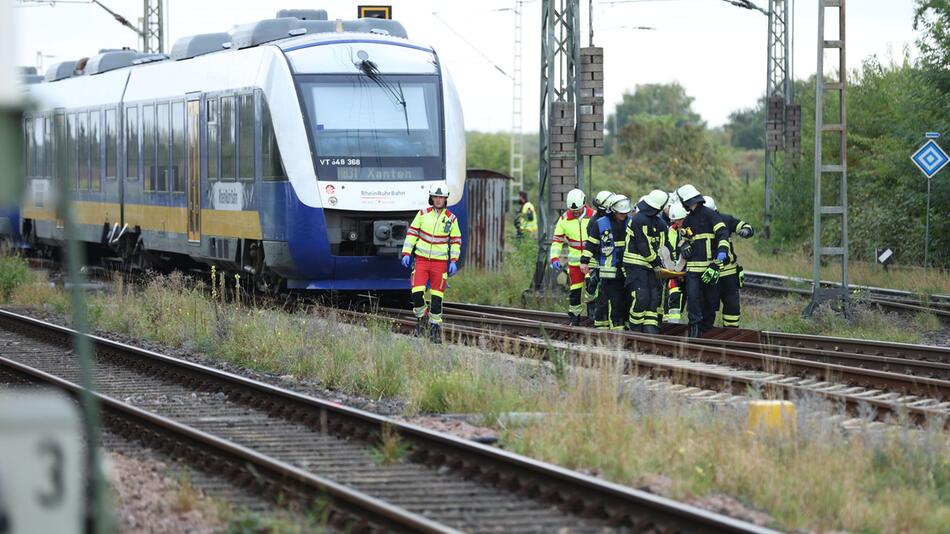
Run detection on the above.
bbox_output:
[662,202,689,324]
[514,190,538,237]
[400,183,462,344]
[550,188,596,326]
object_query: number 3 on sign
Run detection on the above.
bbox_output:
[0,393,82,534]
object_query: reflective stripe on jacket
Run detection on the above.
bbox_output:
[402,207,462,262]
[682,205,729,273]
[519,202,538,232]
[550,206,595,266]
[582,215,626,279]
[623,205,668,269]
[719,212,751,276]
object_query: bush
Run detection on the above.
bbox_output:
[0,255,30,302]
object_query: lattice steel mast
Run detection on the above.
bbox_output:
[803,0,849,318]
[509,0,525,201]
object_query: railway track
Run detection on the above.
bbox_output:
[0,309,770,533]
[363,302,950,429]
[743,271,950,320]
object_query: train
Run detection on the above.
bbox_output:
[3,9,466,292]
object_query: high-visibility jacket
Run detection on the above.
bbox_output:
[681,205,730,273]
[623,202,668,270]
[719,212,752,276]
[402,207,462,262]
[550,206,595,267]
[582,214,627,279]
[518,202,538,233]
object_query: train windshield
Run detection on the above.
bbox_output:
[298,74,443,182]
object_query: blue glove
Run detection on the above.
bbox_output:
[401,255,412,269]
[716,251,728,263]
[448,261,458,276]
[551,259,562,271]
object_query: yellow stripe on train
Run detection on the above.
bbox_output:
[24,201,262,240]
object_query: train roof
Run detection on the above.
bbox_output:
[27,11,419,86]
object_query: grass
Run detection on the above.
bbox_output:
[4,256,950,531]
[736,240,950,296]
[0,255,30,302]
[739,294,941,344]
[370,424,410,466]
[505,366,950,533]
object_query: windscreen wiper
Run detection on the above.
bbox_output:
[357,58,410,135]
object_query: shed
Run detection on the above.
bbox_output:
[465,169,512,271]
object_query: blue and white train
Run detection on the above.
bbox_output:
[8,10,466,291]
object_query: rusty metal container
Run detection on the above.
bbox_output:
[464,169,511,271]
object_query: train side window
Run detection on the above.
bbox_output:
[143,104,155,192]
[34,117,45,179]
[90,110,101,191]
[220,95,236,180]
[78,112,89,190]
[46,117,53,177]
[66,113,77,189]
[261,98,286,181]
[126,106,139,181]
[171,101,185,192]
[238,94,254,181]
[156,103,169,192]
[24,116,33,178]
[104,108,116,183]
[54,114,66,185]
[207,98,219,181]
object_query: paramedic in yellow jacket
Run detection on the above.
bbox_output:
[400,183,462,344]
[550,188,596,326]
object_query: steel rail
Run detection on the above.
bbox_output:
[369,308,950,429]
[0,308,770,533]
[444,301,950,366]
[0,355,454,534]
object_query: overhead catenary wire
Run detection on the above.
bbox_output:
[431,11,513,80]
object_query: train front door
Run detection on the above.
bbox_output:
[186,98,200,242]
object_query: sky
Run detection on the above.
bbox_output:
[12,0,922,132]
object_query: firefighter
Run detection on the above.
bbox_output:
[703,196,755,328]
[514,190,537,237]
[585,190,615,326]
[550,188,596,326]
[581,194,631,330]
[675,185,730,337]
[623,189,669,333]
[400,183,462,344]
[662,202,689,324]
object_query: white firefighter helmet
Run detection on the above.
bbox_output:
[666,191,680,208]
[428,182,450,198]
[676,184,703,207]
[644,189,670,210]
[669,202,688,222]
[608,195,632,214]
[566,188,586,210]
[593,190,614,210]
[703,195,717,211]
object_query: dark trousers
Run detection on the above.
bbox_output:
[626,267,660,328]
[685,271,720,332]
[719,272,741,327]
[601,277,628,329]
[592,278,610,328]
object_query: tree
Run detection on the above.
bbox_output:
[725,102,765,150]
[605,82,704,138]
[915,0,950,91]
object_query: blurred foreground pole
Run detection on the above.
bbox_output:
[0,0,23,204]
[0,2,112,531]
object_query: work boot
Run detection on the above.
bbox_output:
[687,324,701,338]
[643,325,660,335]
[414,317,427,338]
[429,323,443,344]
[568,313,580,327]
[626,323,642,333]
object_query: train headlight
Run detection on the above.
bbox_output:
[348,230,359,241]
[373,220,409,255]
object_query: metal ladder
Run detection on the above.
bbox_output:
[804,0,850,318]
